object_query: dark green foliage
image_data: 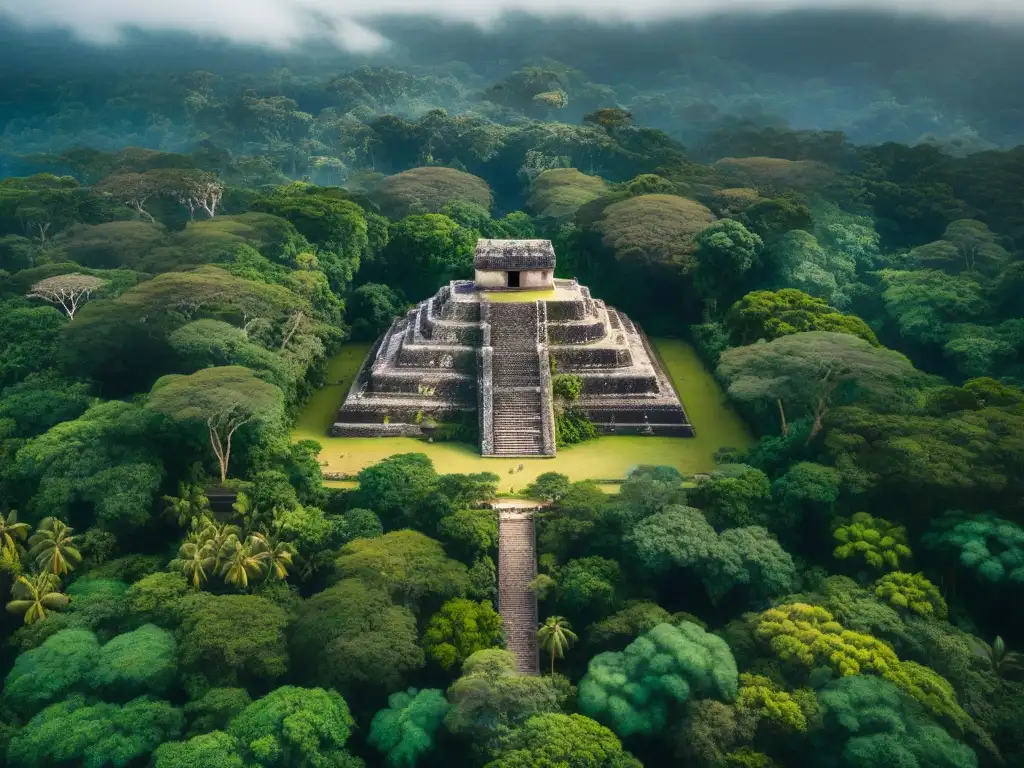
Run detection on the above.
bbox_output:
[348,282,407,341]
[177,594,290,688]
[815,675,978,768]
[578,621,738,737]
[335,530,471,609]
[7,694,184,768]
[369,688,449,768]
[444,649,570,742]
[923,511,1024,584]
[183,688,252,736]
[291,579,424,698]
[355,452,439,529]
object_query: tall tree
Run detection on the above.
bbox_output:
[537,616,578,675]
[26,274,107,320]
[717,332,915,441]
[147,366,283,483]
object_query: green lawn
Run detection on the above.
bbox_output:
[292,338,753,492]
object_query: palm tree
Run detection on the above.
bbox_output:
[0,510,31,556]
[163,485,211,529]
[219,533,265,588]
[28,517,81,577]
[170,532,218,588]
[6,572,69,624]
[537,616,578,674]
[250,533,296,581]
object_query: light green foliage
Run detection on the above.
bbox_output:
[89,623,177,698]
[228,686,358,768]
[628,506,795,603]
[355,452,439,529]
[177,594,290,687]
[789,576,905,639]
[125,572,189,627]
[423,598,504,670]
[755,603,970,728]
[527,168,608,219]
[291,579,423,697]
[578,621,738,737]
[335,530,470,609]
[833,512,912,571]
[816,675,978,768]
[6,694,184,768]
[486,713,642,768]
[874,572,948,618]
[2,628,99,717]
[735,674,810,732]
[726,288,878,346]
[879,269,990,346]
[445,649,571,741]
[688,464,771,528]
[369,688,449,768]
[154,731,245,768]
[371,166,492,219]
[923,511,1024,584]
[551,373,583,402]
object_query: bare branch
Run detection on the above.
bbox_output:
[27,273,107,320]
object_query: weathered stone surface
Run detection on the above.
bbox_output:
[333,242,693,448]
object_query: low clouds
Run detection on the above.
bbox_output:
[2,0,1024,51]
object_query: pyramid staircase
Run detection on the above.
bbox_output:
[498,509,540,674]
[484,302,554,457]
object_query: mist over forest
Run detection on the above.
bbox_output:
[2,6,1024,768]
[3,10,1024,163]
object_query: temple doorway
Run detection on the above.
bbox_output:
[507,270,521,288]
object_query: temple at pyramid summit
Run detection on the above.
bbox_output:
[332,239,693,457]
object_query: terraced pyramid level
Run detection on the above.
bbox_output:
[332,240,693,456]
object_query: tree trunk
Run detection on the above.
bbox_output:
[806,398,827,444]
[776,398,788,437]
[550,646,556,675]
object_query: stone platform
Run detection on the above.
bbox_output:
[333,272,694,454]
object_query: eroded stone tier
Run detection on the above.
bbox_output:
[332,278,694,449]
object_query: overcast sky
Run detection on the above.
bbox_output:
[2,0,1023,51]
